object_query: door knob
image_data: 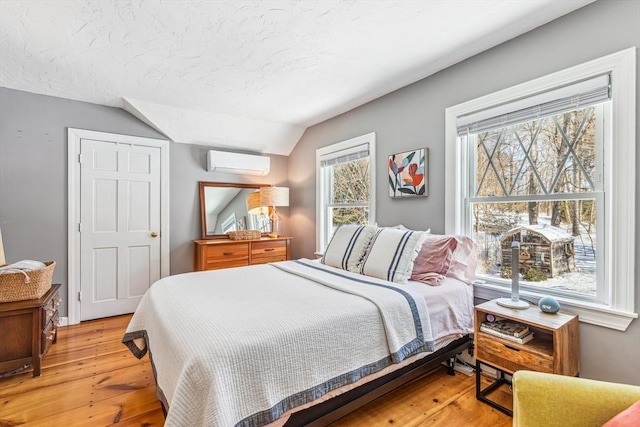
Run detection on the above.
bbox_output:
[151,231,158,237]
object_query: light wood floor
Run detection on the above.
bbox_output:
[0,315,512,426]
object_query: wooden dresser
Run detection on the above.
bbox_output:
[0,283,61,378]
[194,237,292,271]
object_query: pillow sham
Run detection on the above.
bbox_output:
[445,236,477,285]
[410,235,477,285]
[321,225,376,272]
[410,235,459,285]
[376,223,431,233]
[359,228,427,284]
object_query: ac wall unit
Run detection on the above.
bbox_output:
[206,150,270,176]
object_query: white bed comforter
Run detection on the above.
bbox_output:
[123,259,436,427]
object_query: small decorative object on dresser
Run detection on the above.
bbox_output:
[227,230,261,240]
[388,147,428,197]
[474,299,579,416]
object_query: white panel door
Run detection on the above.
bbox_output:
[80,138,161,321]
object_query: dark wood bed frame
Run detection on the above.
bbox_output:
[285,335,474,426]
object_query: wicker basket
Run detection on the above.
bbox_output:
[228,230,261,240]
[0,261,55,303]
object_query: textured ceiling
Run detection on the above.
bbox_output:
[0,0,593,155]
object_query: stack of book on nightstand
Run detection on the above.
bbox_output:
[480,319,534,344]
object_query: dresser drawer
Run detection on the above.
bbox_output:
[204,243,249,269]
[41,312,59,356]
[476,334,553,374]
[251,240,287,264]
[42,291,61,325]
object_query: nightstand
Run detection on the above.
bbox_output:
[474,299,580,415]
[0,283,61,378]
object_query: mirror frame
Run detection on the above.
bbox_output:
[199,181,269,240]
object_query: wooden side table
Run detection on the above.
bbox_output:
[0,283,61,378]
[474,299,579,415]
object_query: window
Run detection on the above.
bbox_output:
[462,76,607,301]
[445,49,636,330]
[221,213,237,233]
[316,132,376,252]
[248,211,270,232]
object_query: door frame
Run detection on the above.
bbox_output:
[67,128,170,325]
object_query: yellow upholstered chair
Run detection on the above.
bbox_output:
[512,370,640,427]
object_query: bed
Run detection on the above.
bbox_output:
[123,226,476,426]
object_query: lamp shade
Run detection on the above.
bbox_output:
[246,191,267,215]
[260,186,289,207]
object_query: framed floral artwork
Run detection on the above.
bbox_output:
[388,148,428,197]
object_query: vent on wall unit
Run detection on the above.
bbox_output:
[206,150,270,176]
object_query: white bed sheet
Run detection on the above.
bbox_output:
[404,276,475,342]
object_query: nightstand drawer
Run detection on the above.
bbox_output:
[41,312,59,356]
[476,334,553,374]
[42,292,61,325]
[251,240,286,263]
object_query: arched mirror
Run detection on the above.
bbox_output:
[199,181,271,239]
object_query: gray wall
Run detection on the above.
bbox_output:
[0,88,166,316]
[0,87,290,314]
[287,0,640,384]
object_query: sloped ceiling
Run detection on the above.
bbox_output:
[0,0,594,155]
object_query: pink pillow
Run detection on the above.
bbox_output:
[603,400,640,427]
[446,236,477,285]
[411,235,458,285]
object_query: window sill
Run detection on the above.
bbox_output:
[473,282,638,331]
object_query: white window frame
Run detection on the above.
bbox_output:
[445,48,637,331]
[220,213,237,233]
[316,132,376,252]
[248,211,270,232]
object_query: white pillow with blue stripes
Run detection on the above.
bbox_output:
[359,228,427,284]
[321,225,376,272]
